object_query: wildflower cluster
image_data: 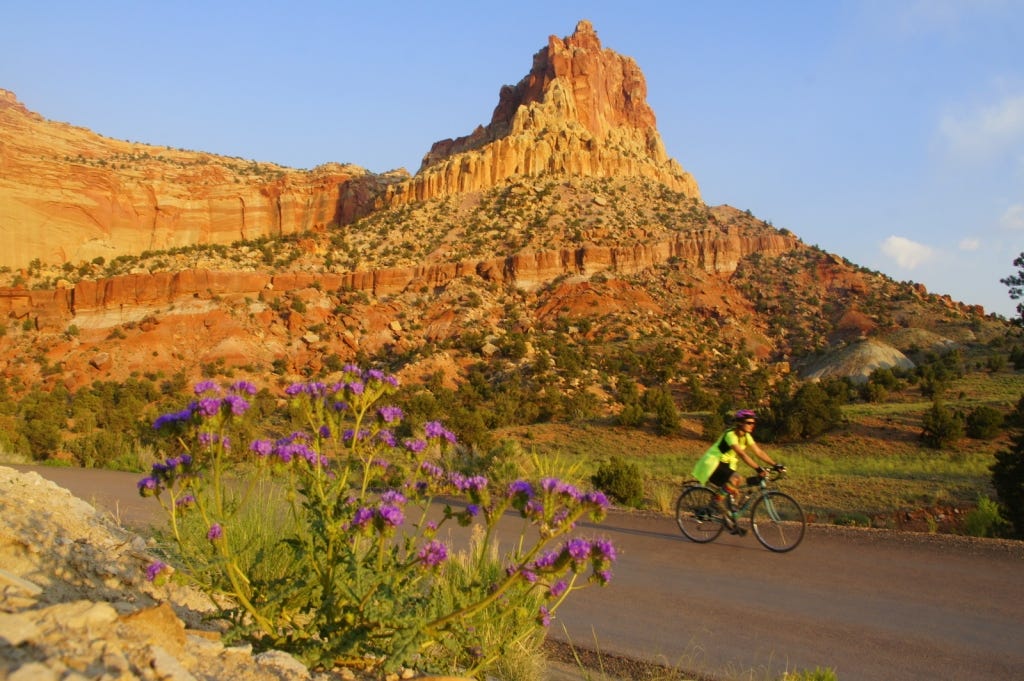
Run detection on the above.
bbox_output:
[141,366,617,676]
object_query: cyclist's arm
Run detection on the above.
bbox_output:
[731,445,762,471]
[749,442,776,468]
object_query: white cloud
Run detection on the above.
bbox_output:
[959,237,981,251]
[939,92,1024,160]
[1001,204,1024,230]
[881,236,935,269]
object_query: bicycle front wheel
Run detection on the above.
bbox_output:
[750,491,806,552]
[675,485,725,543]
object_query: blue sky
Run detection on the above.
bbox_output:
[3,1,1023,318]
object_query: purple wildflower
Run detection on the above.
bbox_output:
[196,398,222,418]
[207,523,223,541]
[565,538,591,563]
[230,380,257,395]
[145,561,169,582]
[380,490,407,505]
[549,580,569,598]
[137,476,159,496]
[223,394,250,415]
[404,438,427,453]
[537,606,552,628]
[377,505,404,528]
[152,407,194,429]
[194,380,220,395]
[250,439,273,456]
[420,461,444,478]
[508,480,534,500]
[417,540,448,568]
[350,507,374,528]
[378,405,404,423]
[591,538,617,561]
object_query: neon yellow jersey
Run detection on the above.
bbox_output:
[691,429,756,484]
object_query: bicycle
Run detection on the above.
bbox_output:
[675,466,805,552]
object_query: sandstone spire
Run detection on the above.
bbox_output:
[383,20,700,206]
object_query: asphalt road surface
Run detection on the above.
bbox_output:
[13,465,1024,681]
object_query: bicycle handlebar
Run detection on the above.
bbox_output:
[746,465,787,487]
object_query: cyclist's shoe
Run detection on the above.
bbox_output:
[729,525,747,536]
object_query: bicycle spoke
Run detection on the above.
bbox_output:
[675,485,725,543]
[750,491,805,552]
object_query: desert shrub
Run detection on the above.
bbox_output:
[965,405,1003,440]
[642,385,680,435]
[590,456,644,507]
[617,402,645,427]
[964,496,1008,538]
[920,401,964,449]
[763,381,844,442]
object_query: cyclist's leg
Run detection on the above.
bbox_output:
[708,463,741,531]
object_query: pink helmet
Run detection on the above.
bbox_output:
[734,409,757,421]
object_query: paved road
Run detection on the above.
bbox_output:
[13,465,1024,681]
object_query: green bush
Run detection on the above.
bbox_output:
[965,405,1003,440]
[991,428,1024,538]
[591,456,644,507]
[920,401,964,449]
[964,496,1008,538]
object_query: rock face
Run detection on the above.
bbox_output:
[0,89,390,271]
[386,20,699,207]
[0,466,338,681]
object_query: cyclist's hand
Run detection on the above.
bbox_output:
[756,466,768,477]
[772,464,787,472]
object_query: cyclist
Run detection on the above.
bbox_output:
[692,409,781,535]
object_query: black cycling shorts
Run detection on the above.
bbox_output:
[708,461,736,487]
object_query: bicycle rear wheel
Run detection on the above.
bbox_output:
[675,485,725,543]
[750,491,806,552]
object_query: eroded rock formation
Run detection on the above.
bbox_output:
[385,20,699,206]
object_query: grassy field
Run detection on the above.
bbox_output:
[495,367,1024,534]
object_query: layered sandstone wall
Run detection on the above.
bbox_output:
[0,90,388,271]
[0,230,797,331]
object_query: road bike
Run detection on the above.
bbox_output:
[675,467,805,552]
